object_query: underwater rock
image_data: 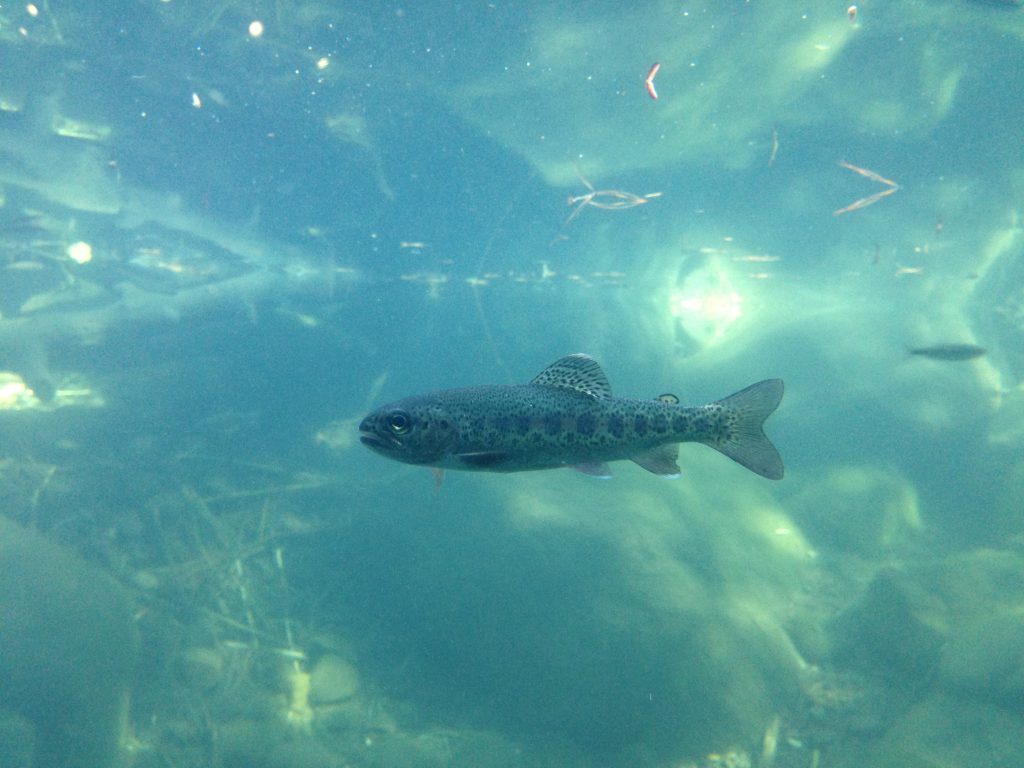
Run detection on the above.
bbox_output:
[316,472,815,762]
[309,655,361,704]
[825,544,1024,762]
[217,718,277,768]
[940,612,1024,708]
[0,515,138,768]
[313,698,368,734]
[176,646,225,692]
[828,568,944,683]
[221,716,347,768]
[925,548,1024,709]
[788,465,922,555]
[858,693,1024,768]
[928,548,1024,613]
[264,738,349,768]
[365,731,462,768]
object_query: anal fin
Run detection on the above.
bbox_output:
[631,444,681,477]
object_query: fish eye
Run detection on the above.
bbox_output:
[385,410,411,434]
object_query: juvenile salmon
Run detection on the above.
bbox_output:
[359,354,784,479]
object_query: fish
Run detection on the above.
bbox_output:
[359,354,784,480]
[907,343,987,361]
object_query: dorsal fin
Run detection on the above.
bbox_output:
[657,393,679,404]
[529,353,612,399]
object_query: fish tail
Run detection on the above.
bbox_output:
[706,379,784,480]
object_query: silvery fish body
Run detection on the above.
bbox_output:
[359,354,784,480]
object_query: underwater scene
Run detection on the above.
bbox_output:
[1,1,1023,767]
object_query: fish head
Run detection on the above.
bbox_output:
[359,396,457,466]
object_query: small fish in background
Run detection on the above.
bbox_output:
[907,343,987,361]
[359,354,784,480]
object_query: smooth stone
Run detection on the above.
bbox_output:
[309,655,360,704]
[177,646,225,692]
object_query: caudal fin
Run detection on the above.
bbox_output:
[707,379,784,480]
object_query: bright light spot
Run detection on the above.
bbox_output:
[316,57,329,70]
[668,261,745,351]
[66,241,93,264]
[248,19,264,38]
[25,3,39,17]
[670,290,743,324]
[191,92,202,108]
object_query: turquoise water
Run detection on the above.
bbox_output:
[1,2,1023,767]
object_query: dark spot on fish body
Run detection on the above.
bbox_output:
[515,415,531,435]
[544,412,561,436]
[493,415,511,433]
[607,413,625,439]
[711,410,732,440]
[634,415,648,436]
[652,414,669,433]
[692,413,710,435]
[576,412,597,437]
[672,414,688,433]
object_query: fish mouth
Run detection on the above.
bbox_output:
[359,431,399,451]
[358,416,391,451]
